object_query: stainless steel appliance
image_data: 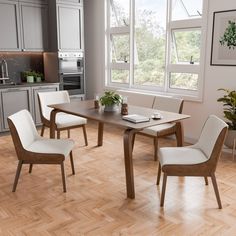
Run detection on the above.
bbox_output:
[43,52,85,96]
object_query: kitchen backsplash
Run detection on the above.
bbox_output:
[0,52,43,84]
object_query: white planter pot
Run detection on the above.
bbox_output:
[104,104,119,112]
[224,130,236,148]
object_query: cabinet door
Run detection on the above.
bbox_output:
[1,88,32,131]
[0,0,21,51]
[57,0,82,5]
[57,4,83,51]
[20,2,49,51]
[19,0,48,4]
[32,85,59,125]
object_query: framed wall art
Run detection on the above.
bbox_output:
[211,9,236,66]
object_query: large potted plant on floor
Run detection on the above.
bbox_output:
[99,91,122,112]
[217,88,236,147]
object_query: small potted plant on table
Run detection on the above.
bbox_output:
[99,91,122,112]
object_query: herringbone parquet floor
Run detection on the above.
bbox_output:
[0,121,236,235]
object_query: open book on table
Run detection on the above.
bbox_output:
[122,114,150,123]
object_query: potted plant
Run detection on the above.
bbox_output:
[35,72,44,83]
[22,70,36,83]
[217,88,236,147]
[99,91,122,112]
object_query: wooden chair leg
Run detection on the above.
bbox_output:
[67,129,70,138]
[82,125,88,146]
[204,176,208,185]
[12,160,23,192]
[154,137,158,161]
[61,163,66,192]
[70,152,75,175]
[211,173,222,209]
[160,173,167,207]
[57,130,60,139]
[156,163,161,185]
[41,124,45,137]
[29,164,33,173]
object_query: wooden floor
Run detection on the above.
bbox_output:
[0,121,236,235]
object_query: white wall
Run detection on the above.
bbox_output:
[84,0,236,142]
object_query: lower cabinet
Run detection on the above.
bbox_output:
[0,84,59,132]
[1,87,32,131]
[32,85,59,125]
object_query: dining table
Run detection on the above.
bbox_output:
[49,99,190,199]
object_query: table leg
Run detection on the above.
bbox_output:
[50,109,58,139]
[97,122,104,146]
[123,128,137,199]
[176,122,184,147]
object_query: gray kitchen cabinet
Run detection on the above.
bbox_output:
[0,87,32,131]
[57,4,83,51]
[0,0,21,51]
[32,84,59,125]
[19,0,48,3]
[56,0,82,5]
[19,2,49,51]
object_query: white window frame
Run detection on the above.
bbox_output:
[105,0,208,102]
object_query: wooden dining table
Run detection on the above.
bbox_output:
[49,100,190,199]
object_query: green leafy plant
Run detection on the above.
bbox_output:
[22,70,37,78]
[99,91,122,106]
[217,88,236,129]
[219,20,236,49]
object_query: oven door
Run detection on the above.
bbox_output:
[59,58,83,74]
[60,73,84,95]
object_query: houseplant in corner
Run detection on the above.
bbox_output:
[99,91,122,112]
[217,88,236,147]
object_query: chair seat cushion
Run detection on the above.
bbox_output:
[46,112,87,129]
[140,123,176,136]
[26,138,75,157]
[158,146,208,166]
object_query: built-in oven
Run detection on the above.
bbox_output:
[59,72,84,96]
[43,52,85,96]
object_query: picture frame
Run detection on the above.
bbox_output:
[210,9,236,66]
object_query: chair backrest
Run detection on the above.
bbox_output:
[118,90,155,108]
[7,109,39,152]
[153,96,184,113]
[38,90,70,120]
[195,115,228,167]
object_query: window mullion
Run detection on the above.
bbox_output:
[129,0,134,88]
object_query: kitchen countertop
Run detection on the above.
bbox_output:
[0,82,59,89]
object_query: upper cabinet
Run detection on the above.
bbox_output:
[48,0,84,52]
[0,0,49,51]
[57,4,83,51]
[20,2,49,51]
[0,1,21,51]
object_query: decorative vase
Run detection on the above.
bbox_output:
[104,104,118,112]
[224,130,236,148]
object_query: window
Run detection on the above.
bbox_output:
[106,0,207,100]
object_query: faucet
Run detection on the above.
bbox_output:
[1,59,9,84]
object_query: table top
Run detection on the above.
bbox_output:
[49,100,190,130]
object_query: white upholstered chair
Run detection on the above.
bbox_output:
[137,96,184,161]
[157,115,228,208]
[8,109,75,192]
[38,90,88,145]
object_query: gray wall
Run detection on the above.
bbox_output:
[84,0,105,99]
